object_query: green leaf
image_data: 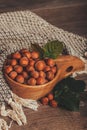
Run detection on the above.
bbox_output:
[31,43,44,58]
[54,77,86,111]
[43,40,63,59]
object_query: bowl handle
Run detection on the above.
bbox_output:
[54,55,85,82]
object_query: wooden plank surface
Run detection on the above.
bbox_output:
[0,0,87,36]
[0,0,87,130]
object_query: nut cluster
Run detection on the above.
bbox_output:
[4,48,57,85]
[40,93,58,108]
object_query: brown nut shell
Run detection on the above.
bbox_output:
[46,58,55,67]
[12,52,21,59]
[19,57,29,67]
[5,65,13,74]
[31,51,39,59]
[46,71,54,80]
[31,71,39,79]
[35,60,46,71]
[14,65,23,73]
[16,75,24,83]
[36,77,45,85]
[27,78,36,85]
[10,59,17,66]
[9,71,17,79]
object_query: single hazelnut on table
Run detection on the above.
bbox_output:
[10,59,17,66]
[36,77,45,85]
[46,71,54,80]
[35,60,46,71]
[12,52,21,59]
[31,51,39,59]
[5,65,13,74]
[26,65,35,72]
[46,58,55,67]
[50,100,58,108]
[9,71,17,79]
[19,57,29,67]
[27,78,36,85]
[14,65,23,73]
[23,52,31,59]
[16,75,24,84]
[31,71,39,79]
[41,97,49,105]
[21,71,29,79]
[39,71,46,78]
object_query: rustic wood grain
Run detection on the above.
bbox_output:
[0,0,87,130]
[0,0,87,36]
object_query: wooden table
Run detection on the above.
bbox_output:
[0,0,87,130]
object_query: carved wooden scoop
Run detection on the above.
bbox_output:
[5,55,85,100]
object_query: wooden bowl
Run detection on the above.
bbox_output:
[4,55,85,100]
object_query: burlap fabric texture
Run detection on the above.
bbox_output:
[0,10,87,130]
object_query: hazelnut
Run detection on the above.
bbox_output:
[41,97,49,105]
[12,52,21,59]
[46,71,54,80]
[35,60,46,71]
[26,65,35,72]
[31,51,39,59]
[16,75,24,83]
[31,71,39,79]
[39,71,46,78]
[46,58,55,67]
[5,65,13,74]
[29,59,35,66]
[14,65,23,73]
[19,57,29,67]
[10,59,17,66]
[27,78,36,85]
[51,66,57,74]
[21,71,29,79]
[23,52,31,59]
[44,66,51,72]
[47,93,54,101]
[36,77,45,85]
[50,100,58,108]
[9,71,17,79]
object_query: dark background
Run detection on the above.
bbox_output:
[0,0,87,36]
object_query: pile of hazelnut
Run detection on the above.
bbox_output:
[4,49,57,85]
[40,93,58,108]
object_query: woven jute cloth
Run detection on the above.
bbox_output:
[0,10,87,130]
